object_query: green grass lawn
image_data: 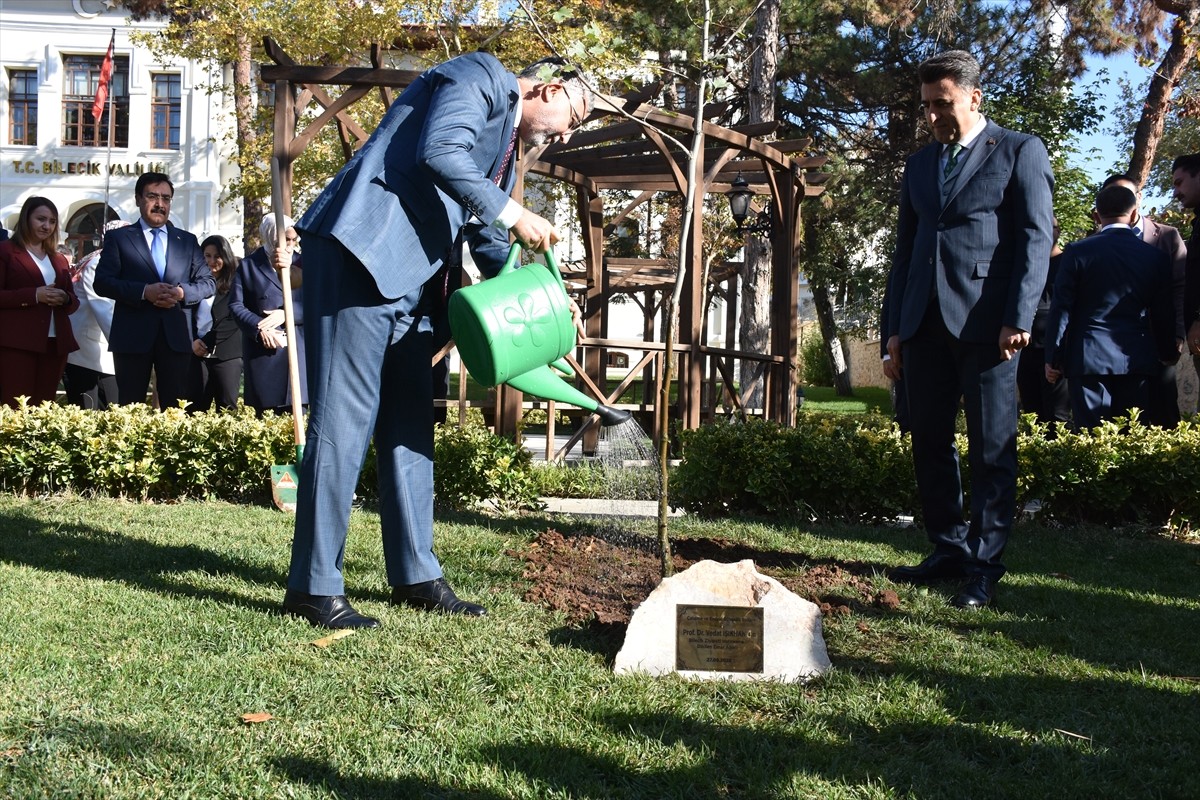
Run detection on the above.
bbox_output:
[800,385,892,416]
[1,495,1197,798]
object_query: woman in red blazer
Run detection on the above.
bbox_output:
[0,196,79,406]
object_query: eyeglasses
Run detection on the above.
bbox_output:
[561,83,586,132]
[142,192,173,203]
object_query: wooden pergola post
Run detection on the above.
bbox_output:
[259,37,827,459]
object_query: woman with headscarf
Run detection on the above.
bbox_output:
[0,196,79,406]
[229,213,307,415]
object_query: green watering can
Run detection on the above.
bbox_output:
[449,243,631,427]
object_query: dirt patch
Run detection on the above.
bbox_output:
[514,527,901,628]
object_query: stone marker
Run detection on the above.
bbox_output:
[614,559,832,682]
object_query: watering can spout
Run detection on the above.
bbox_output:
[593,404,632,427]
[503,367,630,427]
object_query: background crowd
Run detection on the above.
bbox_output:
[0,173,306,415]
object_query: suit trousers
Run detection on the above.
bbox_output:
[902,306,1018,580]
[114,330,192,409]
[1069,374,1149,431]
[287,234,443,596]
[1144,362,1180,428]
[1016,345,1070,427]
[63,363,118,410]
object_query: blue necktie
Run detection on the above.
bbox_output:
[151,227,166,279]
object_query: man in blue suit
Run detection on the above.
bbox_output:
[884,50,1054,609]
[95,172,214,409]
[281,53,594,629]
[1043,185,1177,429]
[1099,174,1187,427]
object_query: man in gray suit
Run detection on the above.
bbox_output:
[281,53,594,629]
[884,50,1055,609]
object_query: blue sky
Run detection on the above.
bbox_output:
[1074,49,1175,207]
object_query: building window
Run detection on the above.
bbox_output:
[151,73,181,150]
[8,69,37,145]
[62,54,128,147]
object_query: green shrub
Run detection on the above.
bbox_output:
[0,401,541,512]
[671,414,915,521]
[673,410,1200,529]
[798,329,833,386]
[433,419,540,513]
[0,400,292,502]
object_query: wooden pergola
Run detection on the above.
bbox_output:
[260,38,827,458]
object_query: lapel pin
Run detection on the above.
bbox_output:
[986,137,996,146]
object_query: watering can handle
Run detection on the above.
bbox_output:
[499,242,565,290]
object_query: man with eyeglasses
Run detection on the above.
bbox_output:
[277,53,595,629]
[95,171,214,409]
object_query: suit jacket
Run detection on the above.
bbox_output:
[299,51,519,299]
[0,240,79,353]
[229,247,306,408]
[1045,227,1178,378]
[197,289,242,362]
[1140,216,1188,339]
[66,248,116,374]
[886,120,1055,344]
[1183,215,1199,329]
[93,221,214,354]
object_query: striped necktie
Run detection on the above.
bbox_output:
[943,143,963,178]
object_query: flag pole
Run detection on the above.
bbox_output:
[101,28,115,241]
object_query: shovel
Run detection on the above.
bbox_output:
[269,157,305,512]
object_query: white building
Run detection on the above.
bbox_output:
[0,0,240,261]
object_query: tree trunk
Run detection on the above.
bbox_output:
[233,32,262,252]
[737,0,779,410]
[1127,11,1199,186]
[809,281,852,396]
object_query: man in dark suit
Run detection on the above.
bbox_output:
[1177,155,1200,376]
[280,53,594,629]
[94,172,214,409]
[1044,185,1178,429]
[1016,217,1071,428]
[883,50,1054,609]
[1099,174,1187,426]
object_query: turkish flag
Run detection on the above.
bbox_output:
[92,31,115,123]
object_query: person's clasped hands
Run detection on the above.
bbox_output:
[35,284,69,307]
[142,282,184,308]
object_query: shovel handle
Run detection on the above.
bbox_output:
[271,157,305,449]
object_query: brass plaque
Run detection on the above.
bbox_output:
[675,604,764,673]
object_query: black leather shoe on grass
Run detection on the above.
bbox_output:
[951,575,997,609]
[283,590,380,629]
[887,553,967,585]
[392,577,487,616]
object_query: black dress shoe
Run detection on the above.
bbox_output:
[951,575,997,609]
[283,590,380,629]
[392,577,487,617]
[887,553,967,585]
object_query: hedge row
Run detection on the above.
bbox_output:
[671,411,1200,528]
[5,401,1198,528]
[0,401,537,511]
